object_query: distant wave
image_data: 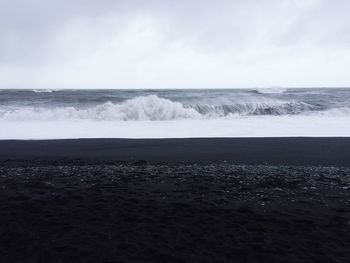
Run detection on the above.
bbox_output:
[251,87,287,94]
[32,89,56,93]
[0,95,347,122]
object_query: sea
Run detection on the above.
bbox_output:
[0,88,349,139]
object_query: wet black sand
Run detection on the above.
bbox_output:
[0,138,350,262]
[1,137,350,166]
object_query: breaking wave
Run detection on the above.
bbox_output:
[192,101,321,117]
[0,95,200,121]
[0,95,347,122]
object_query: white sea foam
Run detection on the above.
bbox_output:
[311,106,350,116]
[1,116,349,139]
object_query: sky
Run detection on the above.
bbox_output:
[0,0,350,89]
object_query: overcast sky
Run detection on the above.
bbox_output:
[0,0,349,89]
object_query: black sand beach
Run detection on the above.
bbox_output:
[0,138,349,262]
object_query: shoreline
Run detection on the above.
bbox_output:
[1,137,350,167]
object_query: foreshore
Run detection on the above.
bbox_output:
[0,138,349,262]
[1,137,350,166]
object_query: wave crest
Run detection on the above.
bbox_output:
[0,95,348,122]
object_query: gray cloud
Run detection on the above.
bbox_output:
[0,0,349,88]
